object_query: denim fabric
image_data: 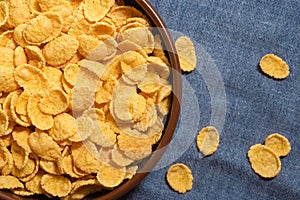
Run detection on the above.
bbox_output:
[120,0,300,199]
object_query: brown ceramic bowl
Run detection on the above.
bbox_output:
[0,0,181,199]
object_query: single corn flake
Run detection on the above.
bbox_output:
[265,133,291,157]
[0,175,23,189]
[41,174,71,197]
[25,170,45,195]
[175,36,197,72]
[15,90,30,116]
[14,46,28,67]
[166,163,193,194]
[96,163,126,188]
[49,113,77,141]
[27,93,54,130]
[63,64,80,86]
[68,179,102,200]
[40,159,63,175]
[259,54,289,79]
[196,126,220,156]
[28,132,61,161]
[38,89,69,115]
[83,0,114,22]
[12,126,32,153]
[248,144,281,178]
[11,142,29,170]
[111,145,133,167]
[23,12,63,45]
[43,35,79,67]
[0,1,8,28]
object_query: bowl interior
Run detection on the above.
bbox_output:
[0,0,182,199]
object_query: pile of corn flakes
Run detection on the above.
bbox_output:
[0,0,173,198]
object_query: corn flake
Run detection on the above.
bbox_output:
[43,35,79,67]
[248,144,281,178]
[14,46,28,67]
[259,54,289,79]
[0,2,8,28]
[11,142,29,170]
[96,163,126,188]
[23,12,63,45]
[0,175,23,189]
[40,159,63,175]
[27,93,53,130]
[14,64,49,94]
[83,0,114,23]
[166,163,193,194]
[63,63,80,86]
[42,66,64,90]
[265,133,291,157]
[175,36,197,72]
[111,145,133,167]
[24,45,46,69]
[28,132,61,161]
[25,170,45,195]
[12,126,32,153]
[196,126,220,156]
[38,89,69,115]
[49,113,77,141]
[13,24,29,47]
[41,174,71,197]
[0,109,8,136]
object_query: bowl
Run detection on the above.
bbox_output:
[0,0,181,199]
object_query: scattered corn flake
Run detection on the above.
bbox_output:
[0,175,23,189]
[25,170,45,195]
[11,141,29,170]
[96,163,126,188]
[23,12,63,45]
[38,89,69,115]
[71,142,100,174]
[40,159,63,175]
[12,126,32,153]
[166,163,193,194]
[28,132,61,161]
[259,54,289,79]
[248,144,281,178]
[41,174,71,197]
[175,36,197,72]
[265,133,291,157]
[63,63,80,86]
[43,35,79,67]
[14,46,28,67]
[49,113,77,141]
[14,64,49,94]
[0,2,8,28]
[27,93,54,130]
[196,126,220,156]
[67,6,92,36]
[83,0,113,23]
[95,87,112,105]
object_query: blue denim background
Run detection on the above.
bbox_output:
[121,0,300,199]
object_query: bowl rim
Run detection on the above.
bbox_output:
[0,0,182,199]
